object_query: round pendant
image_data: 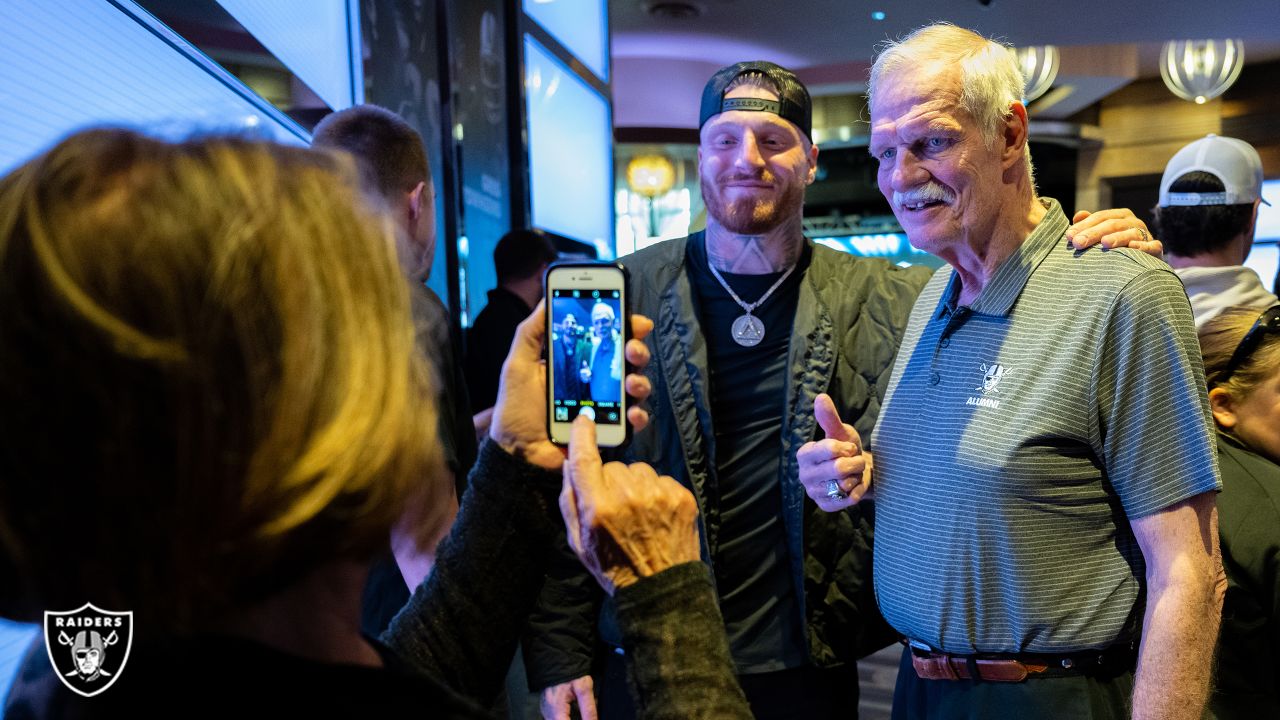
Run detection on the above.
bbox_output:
[731,313,765,347]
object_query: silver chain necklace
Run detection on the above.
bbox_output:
[706,260,796,347]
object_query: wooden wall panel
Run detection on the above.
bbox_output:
[1077,59,1280,211]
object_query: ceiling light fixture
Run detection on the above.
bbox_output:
[626,155,676,198]
[1012,45,1060,104]
[1160,39,1245,104]
[645,1,703,20]
[871,11,886,21]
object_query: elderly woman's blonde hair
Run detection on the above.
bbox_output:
[0,129,448,629]
[868,22,1035,181]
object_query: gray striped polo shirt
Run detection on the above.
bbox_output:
[869,198,1220,654]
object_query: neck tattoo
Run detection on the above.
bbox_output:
[706,260,796,347]
[707,234,798,274]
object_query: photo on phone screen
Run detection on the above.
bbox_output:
[546,263,628,446]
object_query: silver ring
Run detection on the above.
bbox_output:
[825,479,848,501]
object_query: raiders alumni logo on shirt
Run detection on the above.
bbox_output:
[966,362,1011,409]
[44,603,133,697]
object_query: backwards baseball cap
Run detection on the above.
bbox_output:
[1159,134,1270,207]
[699,61,813,141]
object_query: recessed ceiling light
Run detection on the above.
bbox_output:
[646,1,703,19]
[871,10,886,20]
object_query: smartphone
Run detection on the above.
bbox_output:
[545,261,630,447]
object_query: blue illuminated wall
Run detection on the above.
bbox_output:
[0,0,319,176]
[455,0,515,325]
[522,0,608,81]
[1245,179,1280,291]
[0,0,362,699]
[812,233,946,270]
[456,0,612,327]
[214,0,362,110]
[0,620,39,710]
[524,35,613,259]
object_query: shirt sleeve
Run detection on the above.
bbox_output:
[1093,267,1221,519]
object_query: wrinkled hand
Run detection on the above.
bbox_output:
[489,302,653,470]
[796,394,871,512]
[560,416,700,595]
[540,676,597,720]
[1067,209,1163,258]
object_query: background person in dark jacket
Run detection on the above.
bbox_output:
[311,103,478,636]
[1200,305,1280,720]
[466,229,559,415]
[551,311,590,402]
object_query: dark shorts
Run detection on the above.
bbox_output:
[892,646,1134,720]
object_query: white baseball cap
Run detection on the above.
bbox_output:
[1158,134,1270,207]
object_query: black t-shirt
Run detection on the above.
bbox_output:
[686,234,811,674]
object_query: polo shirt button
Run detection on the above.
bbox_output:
[929,373,941,386]
[940,338,950,348]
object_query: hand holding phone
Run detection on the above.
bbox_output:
[488,299,653,471]
[545,261,631,447]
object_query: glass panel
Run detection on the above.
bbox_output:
[522,0,608,82]
[0,0,305,176]
[214,0,360,110]
[525,34,613,257]
[1244,242,1278,292]
[134,0,356,129]
[0,620,40,708]
[1255,179,1280,241]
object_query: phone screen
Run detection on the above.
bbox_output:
[550,288,624,425]
[546,263,628,447]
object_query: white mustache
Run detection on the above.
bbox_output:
[893,183,954,207]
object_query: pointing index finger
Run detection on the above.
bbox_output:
[567,414,603,499]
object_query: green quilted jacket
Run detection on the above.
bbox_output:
[525,233,932,690]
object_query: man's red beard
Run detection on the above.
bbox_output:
[702,173,806,235]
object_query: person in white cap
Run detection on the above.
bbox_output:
[1155,134,1277,329]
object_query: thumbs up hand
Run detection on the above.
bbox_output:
[797,393,872,511]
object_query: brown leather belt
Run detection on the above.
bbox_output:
[907,641,1137,683]
[911,652,1048,682]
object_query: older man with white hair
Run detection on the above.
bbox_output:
[580,301,623,403]
[799,23,1223,720]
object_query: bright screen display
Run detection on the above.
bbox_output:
[0,620,38,709]
[522,0,608,81]
[550,289,624,424]
[0,0,306,177]
[1243,243,1278,293]
[214,0,361,110]
[812,233,946,270]
[524,35,613,257]
[1254,179,1280,241]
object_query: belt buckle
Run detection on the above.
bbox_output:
[907,638,935,657]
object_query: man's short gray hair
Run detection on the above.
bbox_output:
[868,23,1033,176]
[591,301,615,321]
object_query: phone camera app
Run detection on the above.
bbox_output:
[551,290,623,425]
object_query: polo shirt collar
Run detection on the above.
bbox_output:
[932,197,1068,319]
